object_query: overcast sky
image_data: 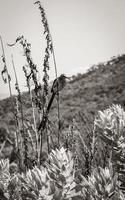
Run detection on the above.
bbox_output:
[0,0,125,96]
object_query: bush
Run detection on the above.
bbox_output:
[0,104,125,199]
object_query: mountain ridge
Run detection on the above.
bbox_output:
[0,54,125,133]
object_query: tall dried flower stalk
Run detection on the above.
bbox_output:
[0,36,12,95]
[11,55,26,167]
[23,65,38,149]
[8,36,42,111]
[23,65,39,154]
[35,1,60,146]
[0,36,19,148]
[8,36,41,165]
[35,1,51,111]
[11,55,20,142]
[11,54,29,170]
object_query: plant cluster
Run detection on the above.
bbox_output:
[0,105,125,199]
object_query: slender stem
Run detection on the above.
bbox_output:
[11,55,18,84]
[91,124,96,156]
[46,126,50,153]
[51,43,60,146]
[11,54,20,149]
[0,141,6,156]
[51,41,58,78]
[48,18,60,147]
[38,133,42,166]
[48,126,55,149]
[29,89,38,153]
[11,54,26,169]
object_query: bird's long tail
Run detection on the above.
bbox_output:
[38,92,55,131]
[46,92,55,113]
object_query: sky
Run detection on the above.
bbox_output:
[0,0,125,96]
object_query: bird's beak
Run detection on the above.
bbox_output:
[65,76,70,80]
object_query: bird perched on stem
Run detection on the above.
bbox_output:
[38,74,69,131]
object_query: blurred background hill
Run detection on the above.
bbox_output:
[0,54,125,141]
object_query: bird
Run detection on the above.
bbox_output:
[38,74,69,131]
[47,74,68,112]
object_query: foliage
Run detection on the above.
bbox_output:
[0,105,125,199]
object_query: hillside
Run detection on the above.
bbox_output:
[0,54,125,141]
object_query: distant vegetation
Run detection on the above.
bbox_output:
[0,1,125,199]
